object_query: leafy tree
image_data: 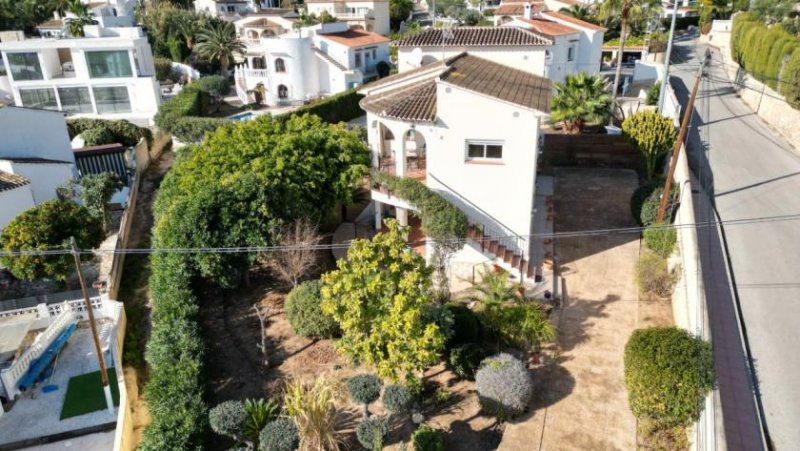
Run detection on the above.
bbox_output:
[462,10,482,25]
[195,21,245,78]
[321,220,445,383]
[196,75,230,111]
[265,219,323,288]
[551,72,612,133]
[753,0,796,24]
[559,4,597,22]
[598,0,662,98]
[64,0,98,37]
[0,200,104,282]
[622,110,676,180]
[390,0,414,30]
[625,327,715,426]
[0,0,57,34]
[75,172,124,231]
[153,114,369,287]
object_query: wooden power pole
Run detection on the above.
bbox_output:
[70,237,114,414]
[656,56,708,223]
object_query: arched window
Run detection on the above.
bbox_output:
[252,57,265,69]
[278,84,288,99]
[274,58,286,73]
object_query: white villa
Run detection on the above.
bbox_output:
[0,107,77,231]
[394,11,605,83]
[234,20,390,105]
[0,25,161,125]
[195,0,266,20]
[305,0,391,36]
[35,0,138,38]
[359,53,552,280]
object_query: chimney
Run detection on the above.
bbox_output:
[523,3,533,20]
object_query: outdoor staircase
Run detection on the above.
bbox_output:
[466,224,537,280]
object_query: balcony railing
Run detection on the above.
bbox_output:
[374,156,426,183]
[238,68,270,79]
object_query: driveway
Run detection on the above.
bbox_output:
[500,168,642,451]
[670,35,800,449]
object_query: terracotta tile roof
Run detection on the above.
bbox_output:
[319,29,390,48]
[0,170,30,193]
[36,19,64,29]
[494,2,544,16]
[394,27,551,47]
[360,53,552,121]
[541,11,607,32]
[361,57,447,90]
[439,53,551,112]
[516,18,578,36]
[360,81,438,122]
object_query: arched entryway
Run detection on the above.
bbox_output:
[403,129,426,182]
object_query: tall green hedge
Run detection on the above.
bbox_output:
[371,171,468,245]
[277,88,364,124]
[138,253,207,450]
[67,118,154,148]
[154,85,210,134]
[731,13,800,107]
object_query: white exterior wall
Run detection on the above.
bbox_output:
[0,30,161,124]
[0,186,35,231]
[430,82,541,239]
[2,162,74,205]
[0,108,73,162]
[266,37,320,104]
[540,13,605,76]
[397,46,547,76]
[306,0,390,35]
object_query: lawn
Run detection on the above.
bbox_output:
[60,367,120,420]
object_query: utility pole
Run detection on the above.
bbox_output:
[656,54,708,223]
[71,237,114,414]
[657,0,680,113]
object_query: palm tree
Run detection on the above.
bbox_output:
[195,21,245,78]
[559,4,596,22]
[465,268,523,346]
[174,13,200,51]
[598,0,661,100]
[63,0,97,37]
[551,72,612,134]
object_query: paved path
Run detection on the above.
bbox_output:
[671,35,800,449]
[500,168,640,451]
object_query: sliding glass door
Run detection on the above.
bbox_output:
[86,51,133,78]
[93,86,131,113]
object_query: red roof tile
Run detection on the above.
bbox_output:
[541,11,607,32]
[516,18,579,36]
[394,27,552,47]
[319,29,390,47]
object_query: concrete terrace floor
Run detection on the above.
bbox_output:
[500,168,641,451]
[0,328,117,448]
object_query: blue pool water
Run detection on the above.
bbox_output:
[228,111,255,121]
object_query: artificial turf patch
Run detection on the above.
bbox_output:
[60,367,120,420]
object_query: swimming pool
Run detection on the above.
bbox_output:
[228,111,256,121]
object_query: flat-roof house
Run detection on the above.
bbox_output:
[305,0,391,36]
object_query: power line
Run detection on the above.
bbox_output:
[2,212,799,257]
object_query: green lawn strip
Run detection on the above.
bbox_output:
[60,367,120,420]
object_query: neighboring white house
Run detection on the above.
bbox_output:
[493,1,546,24]
[195,0,280,20]
[305,0,391,36]
[394,17,603,83]
[359,53,552,280]
[35,0,138,37]
[0,107,78,230]
[0,25,161,125]
[234,21,390,105]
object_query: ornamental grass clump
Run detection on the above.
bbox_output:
[475,353,533,419]
[283,377,345,451]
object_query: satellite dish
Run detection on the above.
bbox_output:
[410,47,423,67]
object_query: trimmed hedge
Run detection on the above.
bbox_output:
[154,84,211,136]
[475,353,532,419]
[171,116,229,143]
[67,118,154,148]
[347,374,383,406]
[355,416,389,450]
[624,327,715,426]
[138,253,207,450]
[372,171,468,245]
[277,88,364,124]
[382,384,413,414]
[259,417,299,451]
[285,280,339,339]
[731,13,800,108]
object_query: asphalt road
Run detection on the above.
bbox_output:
[670,35,800,449]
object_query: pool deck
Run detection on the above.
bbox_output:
[0,327,117,449]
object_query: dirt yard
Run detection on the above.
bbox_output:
[500,168,674,451]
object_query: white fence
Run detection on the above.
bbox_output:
[0,296,120,400]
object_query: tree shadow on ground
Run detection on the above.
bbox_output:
[555,294,618,353]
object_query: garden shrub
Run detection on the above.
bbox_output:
[639,184,679,227]
[355,416,389,450]
[635,251,676,298]
[285,280,339,339]
[622,111,676,180]
[646,82,661,106]
[444,303,481,347]
[382,384,413,414]
[475,353,532,419]
[422,303,454,343]
[347,374,383,408]
[259,417,300,451]
[278,88,364,124]
[154,84,210,134]
[170,116,228,142]
[80,126,117,147]
[67,117,153,148]
[643,225,677,258]
[447,343,485,380]
[243,398,280,441]
[209,400,247,439]
[624,327,715,426]
[154,57,174,82]
[498,303,556,351]
[196,75,230,99]
[630,182,660,226]
[411,424,445,451]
